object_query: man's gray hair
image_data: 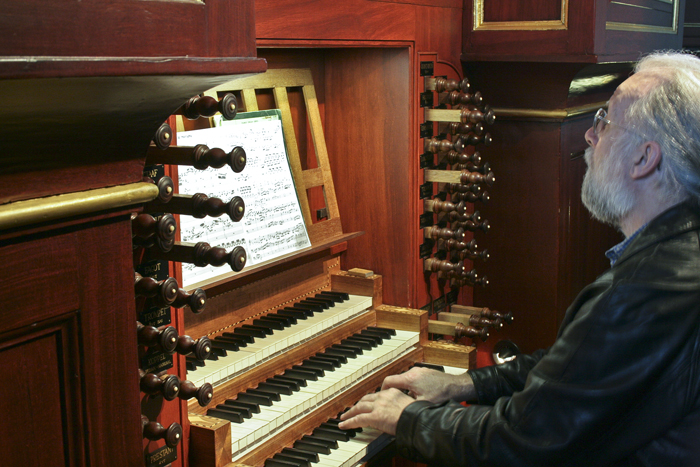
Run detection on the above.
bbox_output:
[624,51,700,203]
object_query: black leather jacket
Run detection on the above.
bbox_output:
[396,202,700,466]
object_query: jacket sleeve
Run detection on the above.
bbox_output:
[467,349,547,405]
[394,278,700,467]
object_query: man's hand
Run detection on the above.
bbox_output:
[381,366,476,404]
[338,388,414,435]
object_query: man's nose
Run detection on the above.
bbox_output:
[585,126,597,147]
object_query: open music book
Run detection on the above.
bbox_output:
[177,109,311,288]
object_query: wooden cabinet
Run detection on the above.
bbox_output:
[0,1,264,465]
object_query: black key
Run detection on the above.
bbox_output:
[214,404,252,419]
[247,388,280,402]
[285,368,318,382]
[315,292,344,303]
[264,459,299,467]
[368,326,396,336]
[299,360,331,373]
[209,346,227,357]
[324,419,362,434]
[236,392,273,406]
[340,338,372,351]
[319,422,356,437]
[281,448,319,463]
[293,439,331,455]
[318,290,350,301]
[211,339,239,351]
[238,326,270,337]
[224,399,260,414]
[313,426,351,442]
[272,374,306,388]
[206,408,243,423]
[222,332,254,344]
[285,306,314,317]
[217,402,252,418]
[278,309,308,320]
[317,350,347,364]
[293,303,322,313]
[262,314,295,326]
[254,318,286,330]
[309,354,343,368]
[272,453,311,467]
[292,362,326,378]
[323,348,355,360]
[308,296,336,306]
[361,328,392,340]
[186,360,197,371]
[332,343,363,355]
[299,298,329,309]
[302,434,338,449]
[267,377,300,392]
[257,381,294,396]
[351,334,382,346]
[413,362,445,372]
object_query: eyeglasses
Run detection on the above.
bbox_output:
[592,108,644,138]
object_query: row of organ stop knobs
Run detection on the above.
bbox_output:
[421,75,512,342]
[135,93,249,450]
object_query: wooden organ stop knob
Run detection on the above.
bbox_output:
[424,226,466,242]
[142,175,174,203]
[424,168,495,187]
[445,90,483,107]
[131,213,177,243]
[145,193,246,222]
[451,274,489,288]
[178,380,214,407]
[141,415,183,448]
[424,107,495,126]
[152,122,172,150]
[149,242,247,271]
[445,150,482,166]
[175,335,212,361]
[447,121,484,136]
[427,320,489,341]
[452,305,514,324]
[447,210,482,224]
[453,190,490,204]
[452,247,490,262]
[464,132,493,146]
[454,218,491,233]
[437,311,502,329]
[176,93,238,120]
[424,198,466,216]
[134,273,179,307]
[438,237,479,252]
[137,322,179,353]
[146,144,247,173]
[426,77,470,93]
[139,370,180,401]
[171,287,207,313]
[424,136,466,154]
[424,257,465,275]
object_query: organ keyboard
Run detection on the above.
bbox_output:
[174,71,477,467]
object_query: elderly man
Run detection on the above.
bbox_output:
[339,51,700,466]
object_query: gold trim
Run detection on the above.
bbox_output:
[606,0,680,34]
[473,0,568,31]
[492,102,607,120]
[0,182,159,231]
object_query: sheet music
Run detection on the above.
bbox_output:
[176,110,311,288]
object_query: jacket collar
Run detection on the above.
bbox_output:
[614,201,700,267]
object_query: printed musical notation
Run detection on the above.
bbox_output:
[177,110,311,288]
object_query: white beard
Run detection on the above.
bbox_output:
[581,145,635,228]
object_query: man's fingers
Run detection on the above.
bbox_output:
[338,413,370,431]
[381,373,409,391]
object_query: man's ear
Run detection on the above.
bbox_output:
[630,141,662,179]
